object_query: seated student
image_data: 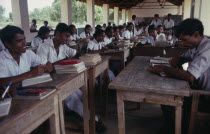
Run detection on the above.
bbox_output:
[91,25,102,36]
[80,24,93,39]
[104,26,117,47]
[113,26,121,40]
[30,19,38,33]
[163,14,174,31]
[140,25,166,45]
[31,26,50,48]
[0,25,52,87]
[122,22,136,39]
[123,23,127,30]
[139,22,149,34]
[118,25,125,40]
[157,25,167,40]
[102,23,106,31]
[44,21,53,31]
[69,24,80,41]
[150,14,162,28]
[134,25,142,36]
[150,18,210,134]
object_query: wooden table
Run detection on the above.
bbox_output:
[87,56,110,134]
[24,72,89,134]
[109,56,191,134]
[100,49,130,70]
[0,92,60,134]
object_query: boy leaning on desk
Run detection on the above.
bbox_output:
[150,18,210,134]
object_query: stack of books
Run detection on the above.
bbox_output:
[54,59,86,74]
[150,57,171,67]
[0,98,12,117]
[79,54,102,66]
[22,73,53,87]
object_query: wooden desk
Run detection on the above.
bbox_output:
[109,56,191,134]
[0,93,60,134]
[100,49,130,70]
[87,56,110,134]
[25,72,89,134]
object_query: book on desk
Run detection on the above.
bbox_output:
[0,98,12,117]
[79,54,102,66]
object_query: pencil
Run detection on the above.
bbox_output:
[1,81,12,99]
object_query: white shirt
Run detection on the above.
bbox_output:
[0,40,5,51]
[80,32,93,39]
[104,36,114,45]
[31,37,49,48]
[141,34,166,45]
[0,49,47,78]
[70,34,80,41]
[36,39,77,63]
[150,19,162,28]
[87,39,106,51]
[163,19,174,29]
[30,24,37,31]
[134,29,141,36]
[139,27,148,34]
[122,30,136,39]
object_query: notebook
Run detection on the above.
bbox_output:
[0,98,12,117]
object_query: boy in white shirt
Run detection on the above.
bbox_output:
[163,14,174,31]
[31,26,50,48]
[150,14,162,28]
[134,25,141,36]
[122,23,136,39]
[104,26,118,49]
[139,22,149,34]
[69,24,80,41]
[118,25,125,40]
[80,24,93,39]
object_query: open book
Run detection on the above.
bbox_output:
[22,73,53,87]
[0,98,12,117]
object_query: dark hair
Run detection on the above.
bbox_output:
[32,19,36,23]
[113,26,119,32]
[157,25,163,29]
[175,18,204,37]
[168,14,172,17]
[93,29,104,38]
[126,22,134,29]
[37,26,50,37]
[148,25,156,32]
[118,25,124,30]
[0,25,24,44]
[132,15,136,20]
[85,24,91,30]
[69,24,76,32]
[95,25,102,31]
[154,14,159,17]
[44,21,48,24]
[105,26,113,34]
[55,23,71,34]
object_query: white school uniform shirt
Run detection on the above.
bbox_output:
[0,40,5,51]
[104,36,114,45]
[70,34,80,41]
[122,30,136,39]
[31,37,49,48]
[87,39,106,51]
[36,38,77,63]
[163,19,174,29]
[119,35,124,40]
[181,36,210,91]
[140,34,166,45]
[0,49,47,78]
[80,32,93,39]
[150,19,162,28]
[134,29,141,36]
[139,27,148,34]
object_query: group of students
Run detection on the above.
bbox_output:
[30,19,53,33]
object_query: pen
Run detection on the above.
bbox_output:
[1,81,12,99]
[65,53,69,57]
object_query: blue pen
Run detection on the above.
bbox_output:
[1,81,12,99]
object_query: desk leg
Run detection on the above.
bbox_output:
[89,69,96,134]
[81,71,89,134]
[102,68,109,116]
[50,95,60,134]
[175,106,182,134]
[59,100,65,134]
[117,91,125,134]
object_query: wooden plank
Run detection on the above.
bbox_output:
[175,106,182,134]
[117,91,125,134]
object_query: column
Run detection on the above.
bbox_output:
[61,0,72,25]
[11,0,30,34]
[127,9,132,22]
[179,5,183,15]
[200,0,210,36]
[87,0,95,29]
[193,0,200,18]
[114,7,119,25]
[103,4,109,25]
[183,0,192,19]
[122,9,126,24]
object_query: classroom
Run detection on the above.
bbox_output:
[0,0,210,134]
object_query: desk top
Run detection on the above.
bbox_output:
[109,56,191,96]
[100,49,129,54]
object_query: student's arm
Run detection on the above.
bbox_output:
[169,56,189,68]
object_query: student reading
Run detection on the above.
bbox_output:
[151,18,210,134]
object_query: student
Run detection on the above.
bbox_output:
[30,19,38,33]
[31,26,50,48]
[118,25,125,40]
[139,22,149,34]
[131,15,137,31]
[108,22,111,27]
[80,24,93,39]
[112,23,116,27]
[122,22,136,39]
[123,23,127,30]
[140,25,166,45]
[134,25,141,36]
[44,21,53,31]
[150,14,162,28]
[113,26,121,40]
[163,14,174,31]
[151,18,209,134]
[104,26,115,45]
[102,23,106,30]
[69,24,80,41]
[0,25,52,87]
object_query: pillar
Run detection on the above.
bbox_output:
[114,7,119,25]
[127,9,132,22]
[86,0,95,29]
[193,0,201,18]
[200,0,210,36]
[61,0,72,25]
[103,4,109,25]
[183,0,192,19]
[122,9,126,24]
[179,5,183,15]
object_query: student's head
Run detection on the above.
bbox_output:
[136,25,141,31]
[123,23,126,28]
[113,26,119,37]
[132,15,136,20]
[112,23,116,27]
[148,25,157,38]
[157,25,164,34]
[84,24,92,34]
[167,14,172,20]
[38,26,50,40]
[105,26,113,38]
[103,23,106,27]
[95,25,102,31]
[44,21,48,26]
[0,25,26,54]
[154,14,159,20]
[127,23,134,32]
[118,25,125,35]
[175,18,204,48]
[108,22,111,26]
[69,24,77,34]
[141,22,148,29]
[55,23,71,44]
[94,29,105,42]
[32,19,36,25]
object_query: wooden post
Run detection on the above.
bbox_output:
[122,9,126,24]
[103,4,109,25]
[61,0,72,25]
[87,0,95,29]
[114,7,119,25]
